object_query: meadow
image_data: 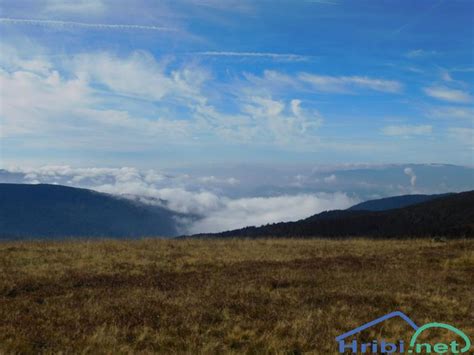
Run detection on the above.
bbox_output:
[0,238,472,354]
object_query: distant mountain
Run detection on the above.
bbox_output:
[348,193,452,212]
[0,184,182,239]
[190,191,474,239]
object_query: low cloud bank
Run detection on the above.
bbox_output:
[187,193,354,234]
[4,164,472,234]
[2,166,356,234]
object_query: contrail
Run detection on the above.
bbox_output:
[0,18,177,32]
[197,51,309,61]
[392,0,444,34]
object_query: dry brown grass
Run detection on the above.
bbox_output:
[0,238,473,354]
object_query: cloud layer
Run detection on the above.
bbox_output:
[1,1,473,167]
[2,165,357,234]
[424,86,472,103]
[187,192,354,233]
[0,45,329,151]
[3,163,473,234]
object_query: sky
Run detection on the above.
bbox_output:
[0,0,473,233]
[1,0,473,167]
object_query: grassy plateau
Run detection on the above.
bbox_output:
[0,238,473,354]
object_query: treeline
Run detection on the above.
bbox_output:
[192,191,474,239]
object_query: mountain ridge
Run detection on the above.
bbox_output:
[347,193,452,211]
[0,183,182,239]
[189,191,474,239]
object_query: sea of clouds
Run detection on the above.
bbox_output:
[1,165,357,234]
[2,164,472,234]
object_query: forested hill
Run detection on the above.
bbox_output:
[190,191,474,239]
[0,184,182,239]
[347,193,452,211]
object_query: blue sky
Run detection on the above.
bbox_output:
[0,0,473,168]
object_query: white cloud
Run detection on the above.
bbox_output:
[245,70,299,88]
[0,43,409,154]
[243,96,285,117]
[190,97,323,149]
[0,44,53,75]
[426,106,474,121]
[0,47,204,144]
[44,0,106,15]
[0,62,195,144]
[424,86,472,103]
[187,192,355,234]
[404,167,416,187]
[101,184,223,216]
[74,51,207,103]
[299,73,402,93]
[382,125,432,137]
[242,70,403,96]
[240,96,323,146]
[0,65,93,136]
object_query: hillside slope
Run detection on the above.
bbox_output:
[191,191,474,239]
[347,193,451,211]
[0,184,181,239]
